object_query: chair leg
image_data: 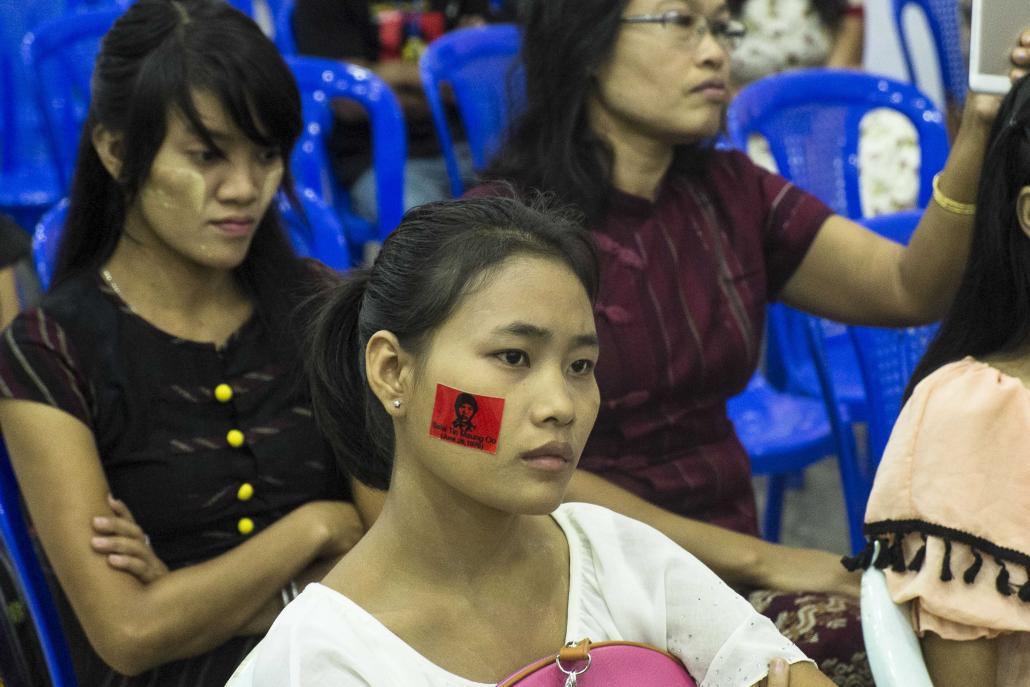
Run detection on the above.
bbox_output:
[763,474,786,542]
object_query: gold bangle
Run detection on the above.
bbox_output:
[931,174,976,216]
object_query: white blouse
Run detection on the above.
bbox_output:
[226,503,810,687]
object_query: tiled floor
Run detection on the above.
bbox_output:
[752,456,852,555]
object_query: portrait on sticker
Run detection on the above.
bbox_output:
[429,384,504,454]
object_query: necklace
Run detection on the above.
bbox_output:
[100,268,136,313]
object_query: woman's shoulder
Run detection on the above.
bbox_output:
[5,273,109,345]
[867,356,1030,536]
[555,502,707,576]
[237,583,487,686]
[907,356,1030,420]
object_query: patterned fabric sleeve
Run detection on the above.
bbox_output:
[726,151,834,297]
[0,307,93,427]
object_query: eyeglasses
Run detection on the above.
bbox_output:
[620,10,747,51]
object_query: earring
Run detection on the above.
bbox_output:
[392,399,402,408]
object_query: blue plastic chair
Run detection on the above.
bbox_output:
[21,7,122,195]
[726,68,949,220]
[0,0,66,229]
[0,441,77,686]
[801,316,868,553]
[728,70,948,423]
[419,24,523,197]
[272,0,297,55]
[285,55,406,253]
[893,0,967,108]
[766,304,867,423]
[727,371,835,542]
[852,210,939,464]
[279,188,352,271]
[802,210,938,552]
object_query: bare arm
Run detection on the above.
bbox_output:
[0,399,365,676]
[779,94,993,325]
[825,14,863,69]
[0,266,20,330]
[564,469,858,596]
[921,633,997,687]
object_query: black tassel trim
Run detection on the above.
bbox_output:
[873,538,891,570]
[841,539,874,572]
[963,548,983,584]
[940,539,953,582]
[889,535,907,572]
[908,535,927,572]
[996,559,1013,596]
[855,519,1030,602]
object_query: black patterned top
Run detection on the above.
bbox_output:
[0,269,349,685]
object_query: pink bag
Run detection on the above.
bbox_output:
[497,638,699,686]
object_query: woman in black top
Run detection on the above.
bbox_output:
[0,1,362,684]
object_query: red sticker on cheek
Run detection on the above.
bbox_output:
[429,384,505,454]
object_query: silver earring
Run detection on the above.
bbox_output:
[392,399,402,408]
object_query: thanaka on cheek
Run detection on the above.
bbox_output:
[142,163,205,214]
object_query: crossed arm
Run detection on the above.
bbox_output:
[0,399,364,676]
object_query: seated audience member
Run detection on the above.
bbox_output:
[471,1,1030,682]
[228,195,834,687]
[0,1,363,683]
[847,75,1030,687]
[291,0,488,220]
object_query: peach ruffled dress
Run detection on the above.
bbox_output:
[859,357,1030,684]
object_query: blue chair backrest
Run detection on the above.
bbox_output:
[278,187,351,271]
[272,0,297,55]
[727,68,949,219]
[892,0,967,108]
[286,55,406,242]
[419,24,523,197]
[849,210,939,465]
[21,7,122,193]
[788,209,936,552]
[0,441,78,686]
[849,322,939,469]
[31,199,68,292]
[0,0,66,174]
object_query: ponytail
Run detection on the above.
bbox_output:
[306,269,394,490]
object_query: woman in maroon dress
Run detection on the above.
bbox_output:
[468,0,1030,682]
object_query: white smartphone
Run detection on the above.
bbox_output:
[969,0,1030,95]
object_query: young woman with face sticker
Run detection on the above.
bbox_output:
[0,1,363,684]
[846,76,1030,687]
[227,195,834,686]
[466,0,1030,682]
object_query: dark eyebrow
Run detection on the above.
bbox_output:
[492,322,599,349]
[183,124,233,143]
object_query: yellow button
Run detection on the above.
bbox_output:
[237,482,254,501]
[214,383,233,403]
[237,517,254,535]
[226,429,245,448]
